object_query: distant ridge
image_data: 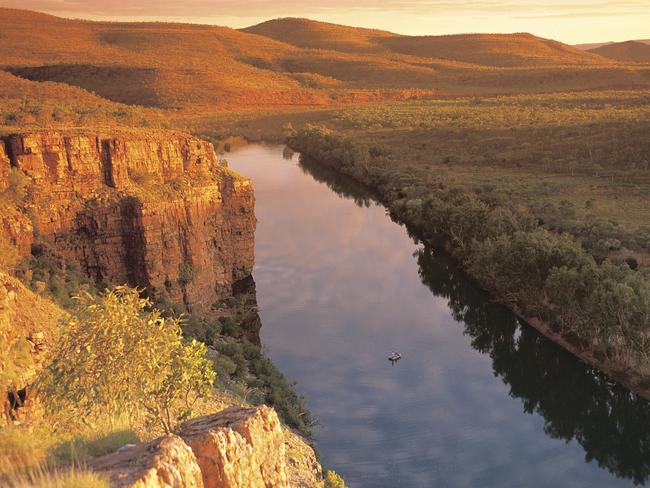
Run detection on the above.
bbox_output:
[243,18,610,67]
[1,8,649,110]
[242,17,398,54]
[587,41,650,63]
[575,39,650,51]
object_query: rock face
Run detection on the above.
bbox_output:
[88,434,204,488]
[0,271,64,423]
[179,406,288,488]
[284,427,324,488]
[0,131,255,315]
[86,406,324,488]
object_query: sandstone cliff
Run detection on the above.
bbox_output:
[88,406,324,488]
[0,131,255,316]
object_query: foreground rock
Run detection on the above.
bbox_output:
[284,426,324,488]
[86,406,324,488]
[88,434,204,488]
[179,406,288,488]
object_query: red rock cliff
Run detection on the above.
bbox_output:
[0,131,255,316]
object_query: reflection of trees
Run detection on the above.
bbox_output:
[297,155,374,208]
[298,150,650,485]
[416,247,650,485]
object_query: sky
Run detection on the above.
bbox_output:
[3,0,649,44]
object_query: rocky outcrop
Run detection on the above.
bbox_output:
[284,427,324,488]
[179,406,287,488]
[86,406,324,488]
[88,434,204,488]
[0,131,255,316]
[0,271,64,423]
[0,140,9,193]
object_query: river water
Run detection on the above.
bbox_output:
[227,144,650,488]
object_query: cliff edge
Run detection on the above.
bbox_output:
[0,130,255,316]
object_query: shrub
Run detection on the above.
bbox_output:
[324,470,346,488]
[5,169,32,203]
[40,286,215,433]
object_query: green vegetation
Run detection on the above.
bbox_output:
[289,122,650,380]
[214,338,313,435]
[40,286,215,433]
[324,469,347,488]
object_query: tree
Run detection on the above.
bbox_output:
[40,286,215,432]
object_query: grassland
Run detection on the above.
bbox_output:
[1,8,650,114]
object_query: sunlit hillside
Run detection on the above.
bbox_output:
[1,8,650,111]
[242,17,399,54]
[588,41,650,64]
[246,19,612,68]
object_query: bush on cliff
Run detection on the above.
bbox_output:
[40,286,215,433]
[324,469,347,488]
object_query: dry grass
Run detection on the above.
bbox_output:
[1,8,649,112]
[589,41,650,63]
[5,467,108,488]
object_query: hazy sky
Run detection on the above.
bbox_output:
[5,0,650,44]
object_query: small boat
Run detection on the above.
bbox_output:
[388,351,402,362]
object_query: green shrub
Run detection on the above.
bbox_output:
[324,470,346,488]
[40,286,215,433]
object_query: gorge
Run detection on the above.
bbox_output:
[226,143,650,488]
[0,131,255,318]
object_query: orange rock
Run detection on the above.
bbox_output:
[88,434,204,488]
[180,406,288,488]
[0,139,10,192]
[0,131,256,317]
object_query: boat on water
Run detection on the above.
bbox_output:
[388,352,402,362]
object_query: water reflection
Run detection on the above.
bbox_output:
[228,144,650,487]
[297,150,650,486]
[416,248,650,485]
[297,156,374,208]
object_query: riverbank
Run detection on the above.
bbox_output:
[287,126,650,401]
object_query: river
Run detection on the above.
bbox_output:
[227,144,650,488]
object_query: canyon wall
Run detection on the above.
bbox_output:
[0,131,255,316]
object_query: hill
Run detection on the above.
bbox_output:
[587,41,650,63]
[575,39,650,50]
[242,17,398,54]
[1,8,650,112]
[244,18,611,67]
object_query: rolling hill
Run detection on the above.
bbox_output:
[1,9,649,112]
[575,40,650,51]
[242,17,399,54]
[587,41,650,63]
[244,18,612,67]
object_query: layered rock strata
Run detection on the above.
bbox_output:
[0,131,255,316]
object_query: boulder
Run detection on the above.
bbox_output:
[180,406,288,488]
[88,434,204,488]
